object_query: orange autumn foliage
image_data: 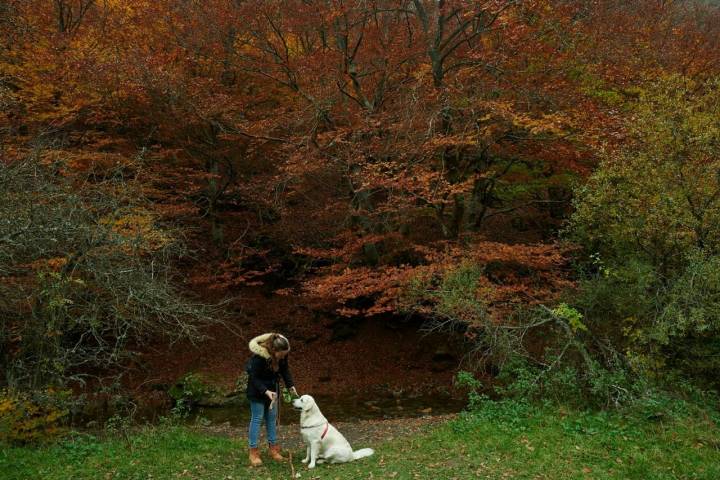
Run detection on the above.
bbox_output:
[2,0,719,331]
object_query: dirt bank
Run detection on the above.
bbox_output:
[127,287,462,399]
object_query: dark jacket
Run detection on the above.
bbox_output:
[245,333,294,403]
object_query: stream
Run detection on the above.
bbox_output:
[185,391,467,427]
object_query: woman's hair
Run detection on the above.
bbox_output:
[260,333,290,369]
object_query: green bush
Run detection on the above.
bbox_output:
[571,251,720,387]
[454,370,487,410]
[168,373,215,408]
[489,343,643,409]
[568,75,720,390]
[402,262,491,327]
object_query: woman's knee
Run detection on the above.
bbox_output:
[249,403,266,425]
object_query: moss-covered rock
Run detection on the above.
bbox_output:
[168,373,246,408]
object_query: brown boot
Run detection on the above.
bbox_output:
[249,447,263,467]
[268,444,285,461]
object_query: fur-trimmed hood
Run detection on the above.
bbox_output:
[249,333,289,359]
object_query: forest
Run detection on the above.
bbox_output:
[2,1,720,478]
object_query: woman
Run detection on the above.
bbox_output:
[245,332,297,467]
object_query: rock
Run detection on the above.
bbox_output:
[317,310,363,341]
[430,363,453,372]
[430,343,457,372]
[272,321,290,332]
[169,372,244,408]
[330,320,360,341]
[302,333,321,344]
[195,393,246,408]
[194,394,226,408]
[431,343,454,361]
[484,259,534,284]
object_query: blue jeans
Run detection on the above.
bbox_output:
[248,399,278,448]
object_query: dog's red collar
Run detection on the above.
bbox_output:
[301,421,330,439]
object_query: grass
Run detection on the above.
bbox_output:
[2,400,719,480]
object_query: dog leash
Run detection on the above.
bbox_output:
[275,378,281,428]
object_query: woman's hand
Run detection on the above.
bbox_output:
[289,386,298,397]
[265,390,277,402]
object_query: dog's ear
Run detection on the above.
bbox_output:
[302,395,315,411]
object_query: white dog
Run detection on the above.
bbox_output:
[292,395,374,469]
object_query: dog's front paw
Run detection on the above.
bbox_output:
[307,463,316,469]
[301,458,308,464]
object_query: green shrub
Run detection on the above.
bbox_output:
[454,370,487,410]
[491,346,642,409]
[572,251,720,387]
[454,371,534,434]
[403,262,491,327]
[568,75,720,390]
[168,373,214,408]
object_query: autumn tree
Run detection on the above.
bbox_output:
[0,148,218,389]
[3,0,720,396]
[53,0,96,34]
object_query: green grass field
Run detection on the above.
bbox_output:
[3,400,719,479]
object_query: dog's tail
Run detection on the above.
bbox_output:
[352,448,375,461]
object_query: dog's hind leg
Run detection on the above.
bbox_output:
[322,446,354,464]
